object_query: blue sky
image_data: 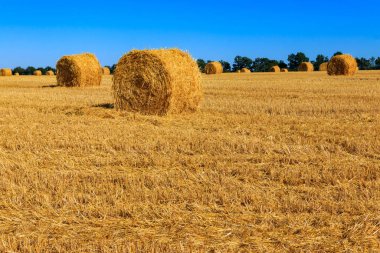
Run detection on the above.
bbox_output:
[1,0,379,67]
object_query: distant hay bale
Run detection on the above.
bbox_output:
[298,62,314,72]
[240,68,251,73]
[14,73,20,76]
[102,67,111,75]
[327,54,357,76]
[113,49,202,115]
[236,70,241,73]
[319,62,328,71]
[33,70,42,76]
[270,66,280,72]
[0,68,12,76]
[56,53,102,87]
[281,68,288,73]
[205,62,223,74]
[46,70,55,76]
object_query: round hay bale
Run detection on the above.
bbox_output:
[236,70,241,73]
[240,68,251,73]
[56,53,102,87]
[205,62,223,74]
[0,68,12,76]
[281,68,288,73]
[270,66,280,72]
[14,72,20,76]
[327,54,357,76]
[113,49,202,115]
[319,62,328,71]
[33,70,42,76]
[298,62,314,72]
[102,67,111,75]
[46,70,55,76]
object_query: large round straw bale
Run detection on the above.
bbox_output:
[298,62,314,72]
[34,70,42,76]
[281,68,288,73]
[113,49,202,115]
[14,72,20,76]
[240,68,251,73]
[327,54,357,76]
[270,66,280,72]
[56,53,102,87]
[205,61,223,74]
[0,68,12,76]
[102,67,111,75]
[46,70,55,76]
[319,62,328,71]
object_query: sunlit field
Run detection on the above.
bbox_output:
[0,72,379,252]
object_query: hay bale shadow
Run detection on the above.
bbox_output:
[93,103,114,109]
[42,84,61,88]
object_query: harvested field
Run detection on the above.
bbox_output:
[0,71,379,252]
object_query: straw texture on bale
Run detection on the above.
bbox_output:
[56,53,102,87]
[205,62,223,74]
[240,68,251,73]
[113,49,202,115]
[319,62,328,71]
[102,67,111,75]
[33,70,42,76]
[46,70,55,76]
[298,62,314,72]
[270,66,280,72]
[0,68,12,76]
[281,68,288,73]
[327,54,357,76]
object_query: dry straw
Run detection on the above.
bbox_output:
[14,73,20,76]
[270,66,280,72]
[46,70,55,76]
[102,67,111,75]
[113,48,202,115]
[298,62,314,72]
[56,53,102,87]
[240,68,251,73]
[327,54,357,76]
[205,62,223,74]
[281,68,288,73]
[319,62,328,71]
[0,68,12,76]
[33,70,42,76]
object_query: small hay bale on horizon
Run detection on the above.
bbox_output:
[0,68,12,76]
[240,68,251,73]
[205,62,223,74]
[270,66,280,72]
[327,54,357,76]
[281,68,288,73]
[319,62,328,71]
[298,62,314,72]
[46,70,55,76]
[56,53,102,87]
[34,70,42,76]
[102,67,111,75]
[14,72,20,76]
[112,48,202,115]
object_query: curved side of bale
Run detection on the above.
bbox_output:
[46,70,55,76]
[14,73,20,76]
[113,49,202,115]
[319,62,328,71]
[0,68,12,76]
[56,53,102,87]
[102,67,111,75]
[236,70,241,73]
[34,70,42,76]
[205,62,223,74]
[281,68,288,73]
[327,54,357,76]
[270,66,280,72]
[240,68,251,73]
[298,62,314,72]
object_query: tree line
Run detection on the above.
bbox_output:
[197,52,380,73]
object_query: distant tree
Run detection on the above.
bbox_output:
[25,66,36,75]
[287,52,309,71]
[196,59,206,73]
[278,60,287,69]
[313,54,329,70]
[356,57,371,70]
[110,64,117,74]
[375,57,380,69]
[219,60,231,72]
[13,67,26,75]
[36,67,45,75]
[333,51,343,56]
[232,56,253,72]
[252,58,279,72]
[369,57,376,69]
[43,66,55,75]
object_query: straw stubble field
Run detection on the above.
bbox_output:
[0,72,379,252]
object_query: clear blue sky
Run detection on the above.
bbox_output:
[1,0,379,68]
